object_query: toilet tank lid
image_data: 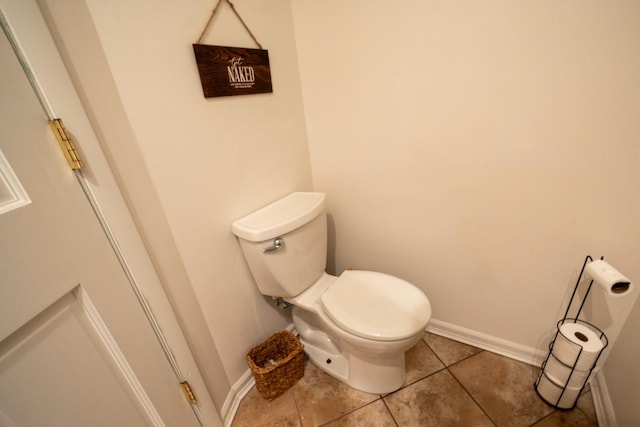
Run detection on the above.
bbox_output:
[232,192,326,242]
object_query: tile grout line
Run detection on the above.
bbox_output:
[315,397,384,427]
[380,396,400,427]
[527,410,556,427]
[422,336,499,426]
[290,386,304,427]
[446,359,499,427]
[421,333,486,368]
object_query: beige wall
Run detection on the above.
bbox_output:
[41,0,312,406]
[603,297,640,424]
[291,0,640,373]
[41,0,639,420]
[81,0,313,382]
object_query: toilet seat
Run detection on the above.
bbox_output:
[320,270,431,341]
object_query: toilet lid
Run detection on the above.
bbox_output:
[320,270,431,341]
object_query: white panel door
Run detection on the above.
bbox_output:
[0,19,200,427]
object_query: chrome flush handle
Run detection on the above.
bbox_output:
[262,237,285,253]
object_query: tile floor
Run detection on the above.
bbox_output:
[231,332,598,426]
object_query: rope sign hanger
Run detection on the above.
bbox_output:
[196,0,262,49]
[192,0,273,98]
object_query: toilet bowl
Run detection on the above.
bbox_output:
[231,192,431,393]
[287,271,430,393]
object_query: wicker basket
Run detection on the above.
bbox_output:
[246,330,305,400]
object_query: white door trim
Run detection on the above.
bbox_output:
[74,286,166,427]
[0,2,222,425]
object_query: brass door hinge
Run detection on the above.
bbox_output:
[180,381,198,404]
[48,118,83,170]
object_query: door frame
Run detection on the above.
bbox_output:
[0,2,223,426]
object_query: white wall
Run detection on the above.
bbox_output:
[41,0,640,420]
[602,298,640,424]
[81,0,312,382]
[39,0,313,407]
[291,0,640,355]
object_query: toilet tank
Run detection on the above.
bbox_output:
[231,192,327,297]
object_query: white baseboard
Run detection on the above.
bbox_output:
[222,319,614,426]
[220,370,255,427]
[426,318,548,367]
[590,370,617,427]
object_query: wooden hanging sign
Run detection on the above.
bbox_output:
[193,0,272,98]
[193,44,272,98]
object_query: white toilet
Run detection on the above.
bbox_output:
[232,192,431,394]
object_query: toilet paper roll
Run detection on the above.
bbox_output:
[543,354,590,388]
[536,374,581,409]
[585,259,633,297]
[552,322,604,371]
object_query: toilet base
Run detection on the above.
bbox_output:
[299,330,406,394]
[304,340,349,382]
[292,307,407,394]
[345,352,406,394]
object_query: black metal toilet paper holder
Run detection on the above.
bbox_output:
[534,255,609,410]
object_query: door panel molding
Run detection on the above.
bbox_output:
[0,289,160,426]
[0,148,30,215]
[74,286,165,427]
